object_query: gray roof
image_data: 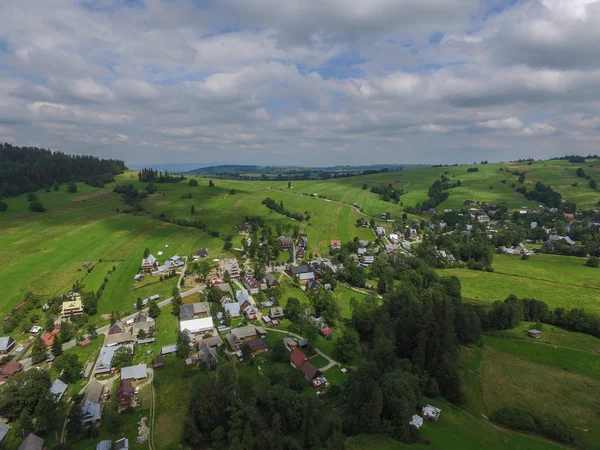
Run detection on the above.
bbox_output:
[121,363,147,380]
[50,378,68,400]
[161,344,178,355]
[0,336,15,352]
[0,423,9,443]
[96,440,112,450]
[201,335,223,348]
[18,433,44,450]
[95,344,134,374]
[224,302,241,317]
[232,325,257,340]
[115,437,129,449]
[235,289,252,304]
[298,272,315,281]
[270,307,284,318]
[84,379,104,404]
[81,400,103,424]
[216,283,232,293]
[104,330,134,347]
[265,273,278,285]
[179,302,210,320]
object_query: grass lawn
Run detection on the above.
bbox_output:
[322,365,349,386]
[81,261,121,292]
[459,342,600,448]
[308,354,329,369]
[439,253,600,315]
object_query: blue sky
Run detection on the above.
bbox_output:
[0,0,599,166]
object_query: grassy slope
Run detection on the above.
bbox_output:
[440,253,600,315]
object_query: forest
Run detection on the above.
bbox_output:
[0,143,126,196]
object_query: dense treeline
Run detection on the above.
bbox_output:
[0,143,126,197]
[481,294,600,339]
[262,197,310,221]
[370,183,405,202]
[138,168,185,183]
[516,181,571,209]
[417,232,494,270]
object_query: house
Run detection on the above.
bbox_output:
[265,273,280,288]
[330,240,341,250]
[50,378,68,401]
[288,262,312,276]
[422,405,441,423]
[247,338,269,356]
[375,226,386,236]
[116,379,135,411]
[357,247,367,256]
[201,335,223,348]
[198,340,219,370]
[243,276,261,294]
[528,329,542,339]
[278,236,294,250]
[41,328,60,347]
[389,233,399,244]
[549,235,576,246]
[284,338,298,351]
[564,213,574,221]
[95,344,134,375]
[542,241,555,251]
[0,424,10,443]
[115,438,130,450]
[197,248,209,259]
[161,344,178,355]
[121,363,147,381]
[298,272,316,284]
[360,256,374,267]
[359,218,369,227]
[153,355,166,369]
[154,259,177,274]
[132,314,155,339]
[298,236,308,247]
[179,302,210,321]
[301,361,325,387]
[477,214,490,223]
[0,336,16,354]
[17,433,44,450]
[169,255,185,268]
[81,379,104,425]
[62,299,84,317]
[141,254,157,271]
[108,321,126,335]
[463,199,476,205]
[244,305,258,321]
[236,289,253,307]
[0,360,23,382]
[104,330,134,347]
[225,325,257,350]
[224,302,242,318]
[306,279,319,290]
[215,282,233,296]
[217,259,240,278]
[97,440,113,450]
[270,307,284,320]
[180,316,214,335]
[290,348,308,368]
[133,273,144,282]
[320,327,332,338]
[401,241,411,251]
[255,326,267,338]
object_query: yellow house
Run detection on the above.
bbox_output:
[62,299,84,317]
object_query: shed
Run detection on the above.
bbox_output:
[527,329,542,339]
[161,344,178,355]
[120,363,147,381]
[153,355,166,369]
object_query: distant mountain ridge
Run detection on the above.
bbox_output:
[186,163,428,176]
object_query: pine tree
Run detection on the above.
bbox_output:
[144,247,150,258]
[171,294,182,317]
[191,205,195,214]
[31,336,47,364]
[148,300,161,318]
[52,334,63,357]
[209,179,214,187]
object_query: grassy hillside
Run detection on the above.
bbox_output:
[440,253,600,314]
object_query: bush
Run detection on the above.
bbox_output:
[29,201,45,212]
[67,182,78,193]
[585,256,599,268]
[490,407,576,445]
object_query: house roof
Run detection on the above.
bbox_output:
[330,240,341,246]
[265,273,279,286]
[104,330,134,347]
[198,341,218,365]
[161,344,178,355]
[121,363,147,380]
[1,360,22,376]
[179,302,210,320]
[243,276,261,289]
[270,307,284,318]
[289,263,312,275]
[108,322,125,335]
[50,378,68,400]
[247,338,268,352]
[200,335,223,348]
[307,279,319,290]
[290,348,307,367]
[115,438,129,450]
[0,423,9,443]
[180,317,214,334]
[83,379,104,404]
[235,289,252,304]
[298,272,315,281]
[232,325,257,340]
[95,344,134,374]
[224,302,241,317]
[300,361,320,380]
[0,336,15,352]
[17,433,44,450]
[255,326,267,336]
[142,255,157,266]
[96,440,112,450]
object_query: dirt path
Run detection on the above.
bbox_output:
[147,368,156,450]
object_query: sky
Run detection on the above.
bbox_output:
[1,0,600,167]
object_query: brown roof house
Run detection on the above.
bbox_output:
[116,379,135,412]
[225,325,257,350]
[0,360,23,383]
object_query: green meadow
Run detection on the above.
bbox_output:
[440,253,600,314]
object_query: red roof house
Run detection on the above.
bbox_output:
[289,348,308,369]
[320,327,332,338]
[0,360,23,382]
[42,328,60,347]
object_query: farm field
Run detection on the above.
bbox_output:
[460,333,600,449]
[439,253,600,315]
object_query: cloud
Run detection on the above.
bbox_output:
[0,0,598,165]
